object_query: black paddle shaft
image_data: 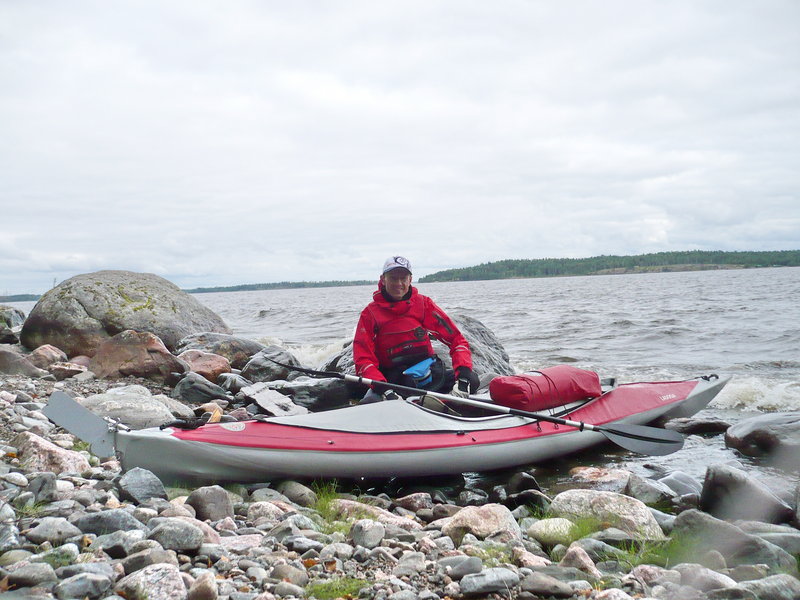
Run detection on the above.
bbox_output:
[267,359,685,456]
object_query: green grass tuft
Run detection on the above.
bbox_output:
[306,577,370,599]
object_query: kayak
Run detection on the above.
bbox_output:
[103,373,729,484]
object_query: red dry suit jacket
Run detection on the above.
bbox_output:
[353,284,473,382]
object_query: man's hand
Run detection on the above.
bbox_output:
[450,378,471,398]
[382,390,401,401]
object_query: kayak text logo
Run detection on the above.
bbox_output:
[659,394,677,402]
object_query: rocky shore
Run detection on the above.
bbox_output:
[2,372,800,600]
[2,271,800,600]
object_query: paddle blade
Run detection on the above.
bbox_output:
[598,423,685,456]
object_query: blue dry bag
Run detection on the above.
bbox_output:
[402,357,435,387]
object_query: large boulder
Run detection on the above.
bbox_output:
[725,412,800,472]
[321,313,514,380]
[699,463,794,523]
[20,270,230,357]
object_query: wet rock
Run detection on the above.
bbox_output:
[504,488,551,513]
[548,489,666,541]
[700,463,794,523]
[658,470,703,496]
[664,416,732,434]
[726,412,800,471]
[21,270,230,356]
[624,473,677,505]
[177,349,231,383]
[89,330,190,382]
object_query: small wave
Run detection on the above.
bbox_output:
[284,338,351,368]
[255,335,285,347]
[711,377,800,412]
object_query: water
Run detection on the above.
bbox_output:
[7,267,800,486]
[189,267,800,412]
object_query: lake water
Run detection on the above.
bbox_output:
[8,267,800,485]
[190,267,800,414]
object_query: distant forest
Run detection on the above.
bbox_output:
[184,280,373,294]
[418,250,800,282]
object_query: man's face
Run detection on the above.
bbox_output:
[381,269,412,301]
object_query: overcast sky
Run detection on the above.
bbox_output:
[1,1,798,295]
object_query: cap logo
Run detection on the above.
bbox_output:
[393,256,410,269]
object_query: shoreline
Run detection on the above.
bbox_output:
[1,371,799,599]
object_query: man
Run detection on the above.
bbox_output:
[353,255,479,403]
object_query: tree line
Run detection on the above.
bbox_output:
[418,250,800,282]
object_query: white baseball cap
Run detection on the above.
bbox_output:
[382,256,412,274]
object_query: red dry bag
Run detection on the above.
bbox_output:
[489,365,601,412]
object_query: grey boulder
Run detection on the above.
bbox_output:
[20,270,230,357]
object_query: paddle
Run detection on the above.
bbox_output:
[266,359,685,456]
